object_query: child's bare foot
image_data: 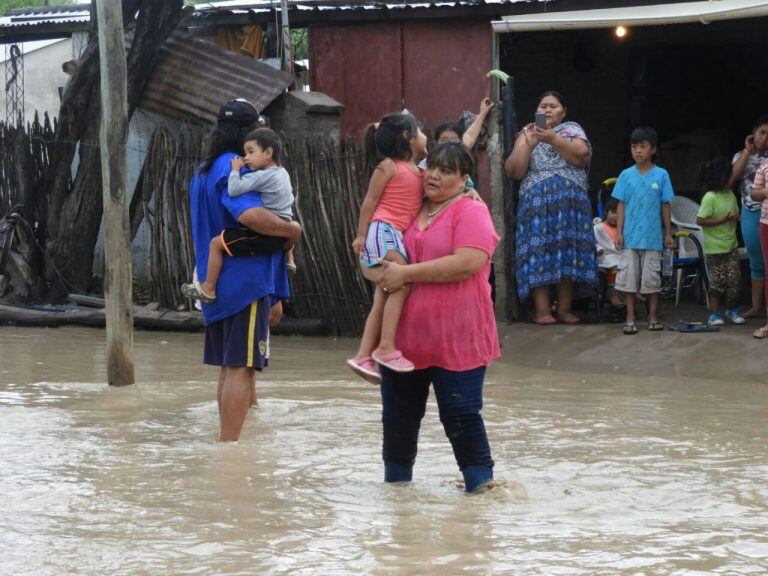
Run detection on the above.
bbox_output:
[556,311,581,325]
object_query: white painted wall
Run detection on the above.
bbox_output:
[0,38,71,125]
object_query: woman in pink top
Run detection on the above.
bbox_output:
[377,142,500,493]
[347,113,428,382]
[749,158,768,339]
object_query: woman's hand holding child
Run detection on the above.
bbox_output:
[377,259,408,293]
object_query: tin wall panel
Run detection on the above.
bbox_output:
[140,31,294,125]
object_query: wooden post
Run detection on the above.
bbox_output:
[96,0,135,386]
[280,0,294,76]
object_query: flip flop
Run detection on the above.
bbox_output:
[648,320,664,331]
[623,321,638,335]
[346,357,382,384]
[667,320,719,333]
[372,350,415,372]
[180,280,216,302]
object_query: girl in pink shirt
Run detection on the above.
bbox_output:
[348,113,427,382]
[377,142,500,493]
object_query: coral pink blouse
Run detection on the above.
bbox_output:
[371,160,424,232]
[395,197,500,371]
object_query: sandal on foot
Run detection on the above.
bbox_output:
[346,357,382,383]
[372,350,415,372]
[753,326,768,339]
[180,280,216,302]
[648,320,664,331]
[623,321,638,335]
[533,314,557,325]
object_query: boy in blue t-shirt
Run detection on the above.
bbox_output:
[612,127,675,335]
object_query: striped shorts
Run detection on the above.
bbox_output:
[360,220,409,267]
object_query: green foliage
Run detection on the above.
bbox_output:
[291,28,307,61]
[0,0,72,15]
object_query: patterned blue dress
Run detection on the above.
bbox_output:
[516,122,598,301]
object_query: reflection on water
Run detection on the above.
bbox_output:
[1,326,767,575]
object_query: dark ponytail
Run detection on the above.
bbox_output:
[199,122,259,174]
[364,113,419,169]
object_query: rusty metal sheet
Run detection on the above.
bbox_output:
[140,30,294,125]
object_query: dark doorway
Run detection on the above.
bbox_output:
[499,18,768,198]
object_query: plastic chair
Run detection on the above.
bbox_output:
[663,223,709,307]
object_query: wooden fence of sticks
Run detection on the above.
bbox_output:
[134,130,372,336]
[1,118,372,336]
[0,114,56,218]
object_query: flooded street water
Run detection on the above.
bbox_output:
[1,325,767,575]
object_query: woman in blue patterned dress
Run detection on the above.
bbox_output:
[505,91,597,324]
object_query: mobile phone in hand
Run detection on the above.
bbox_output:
[534,113,547,129]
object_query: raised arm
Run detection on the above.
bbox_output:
[462,98,494,150]
[504,125,538,180]
[727,135,756,188]
[229,170,265,198]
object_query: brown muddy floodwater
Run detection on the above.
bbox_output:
[0,325,767,575]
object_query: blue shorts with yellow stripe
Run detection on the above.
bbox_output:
[204,298,270,370]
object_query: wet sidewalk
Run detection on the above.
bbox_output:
[502,302,767,384]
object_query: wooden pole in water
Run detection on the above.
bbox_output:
[96,0,135,386]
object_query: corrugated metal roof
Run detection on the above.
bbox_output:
[140,30,294,125]
[0,5,89,39]
[196,0,531,13]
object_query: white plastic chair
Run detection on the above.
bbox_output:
[669,196,709,307]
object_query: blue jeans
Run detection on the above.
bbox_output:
[380,365,494,492]
[741,207,765,279]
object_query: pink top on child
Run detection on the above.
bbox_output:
[753,158,768,225]
[395,197,501,371]
[371,160,424,232]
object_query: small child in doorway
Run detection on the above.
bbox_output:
[182,128,295,302]
[346,112,428,383]
[696,159,745,326]
[593,197,624,320]
[612,126,675,335]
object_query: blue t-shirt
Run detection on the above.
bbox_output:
[612,165,674,251]
[189,152,290,325]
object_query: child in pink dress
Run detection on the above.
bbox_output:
[347,113,428,382]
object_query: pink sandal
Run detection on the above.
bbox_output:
[372,350,415,372]
[346,357,382,384]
